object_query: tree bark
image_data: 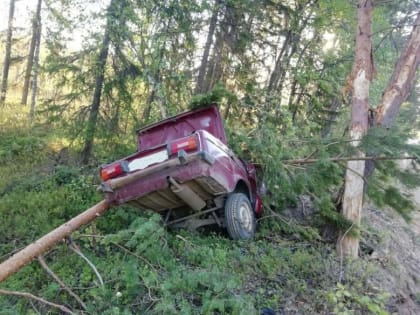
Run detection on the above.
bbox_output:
[21,0,42,105]
[202,2,234,93]
[0,0,16,104]
[80,31,110,164]
[282,156,416,165]
[29,20,42,120]
[80,0,117,164]
[203,33,224,92]
[375,12,420,127]
[365,12,420,184]
[337,0,373,258]
[320,97,342,138]
[142,89,154,122]
[195,0,219,94]
[268,30,292,92]
[0,200,110,283]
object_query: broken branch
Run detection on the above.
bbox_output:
[0,289,74,314]
[68,240,104,286]
[282,156,417,165]
[37,255,87,311]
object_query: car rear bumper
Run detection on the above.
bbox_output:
[99,150,229,210]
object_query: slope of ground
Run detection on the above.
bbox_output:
[0,113,419,314]
[362,189,420,314]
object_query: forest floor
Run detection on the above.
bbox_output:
[0,119,419,314]
[279,185,420,315]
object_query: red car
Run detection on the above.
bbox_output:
[99,105,262,240]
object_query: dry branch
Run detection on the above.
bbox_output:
[0,200,110,283]
[68,240,104,286]
[0,289,74,314]
[37,255,87,310]
[282,156,417,165]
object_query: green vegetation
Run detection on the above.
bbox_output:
[0,0,419,313]
[0,106,400,314]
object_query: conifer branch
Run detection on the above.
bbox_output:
[295,140,360,162]
[0,289,74,314]
[336,161,369,185]
[282,156,417,165]
[109,241,157,271]
[29,300,41,315]
[77,234,157,271]
[75,234,156,270]
[37,255,87,311]
[258,204,291,225]
[337,160,395,205]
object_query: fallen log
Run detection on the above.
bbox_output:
[0,199,110,283]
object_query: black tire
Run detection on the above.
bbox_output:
[224,193,256,240]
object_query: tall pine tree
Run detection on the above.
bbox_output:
[0,0,16,104]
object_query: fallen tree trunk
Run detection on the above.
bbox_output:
[0,200,110,283]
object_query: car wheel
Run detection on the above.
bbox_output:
[224,193,256,240]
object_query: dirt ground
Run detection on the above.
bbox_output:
[363,186,420,315]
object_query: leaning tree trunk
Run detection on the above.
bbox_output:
[81,0,131,164]
[337,0,373,258]
[365,11,420,178]
[194,0,219,94]
[80,33,110,164]
[375,12,420,127]
[202,1,235,94]
[202,29,224,93]
[0,0,16,104]
[29,17,42,120]
[80,1,115,165]
[267,30,291,92]
[21,0,42,105]
[144,72,167,120]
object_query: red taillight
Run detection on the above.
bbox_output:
[168,136,198,156]
[100,161,128,181]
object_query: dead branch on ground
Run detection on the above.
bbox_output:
[37,255,87,310]
[282,156,417,165]
[0,289,74,314]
